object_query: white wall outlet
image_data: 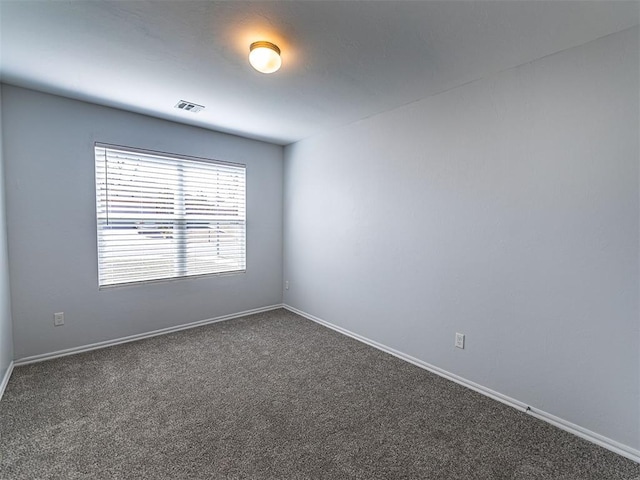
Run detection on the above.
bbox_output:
[455,332,465,349]
[54,312,64,326]
[285,281,289,290]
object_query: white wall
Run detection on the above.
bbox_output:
[2,85,283,359]
[0,86,15,382]
[284,27,639,451]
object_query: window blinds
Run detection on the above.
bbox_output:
[95,144,246,287]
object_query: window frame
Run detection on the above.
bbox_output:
[94,142,247,289]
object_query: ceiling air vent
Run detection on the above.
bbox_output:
[175,100,204,113]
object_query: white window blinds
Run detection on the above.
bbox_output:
[95,144,246,287]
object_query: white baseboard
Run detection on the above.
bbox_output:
[283,304,640,464]
[14,304,284,366]
[0,361,14,402]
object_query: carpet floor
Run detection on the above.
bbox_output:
[1,308,639,479]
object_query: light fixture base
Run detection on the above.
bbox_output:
[250,41,281,56]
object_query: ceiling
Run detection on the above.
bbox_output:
[1,1,638,145]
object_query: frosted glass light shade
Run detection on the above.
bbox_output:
[249,41,281,74]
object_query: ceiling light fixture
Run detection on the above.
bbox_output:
[249,41,281,74]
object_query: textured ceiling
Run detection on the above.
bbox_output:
[1,1,638,145]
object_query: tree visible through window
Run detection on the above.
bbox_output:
[95,144,246,287]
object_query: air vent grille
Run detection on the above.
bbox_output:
[175,100,204,113]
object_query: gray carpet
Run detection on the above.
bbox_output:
[1,309,638,479]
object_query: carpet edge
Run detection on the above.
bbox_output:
[13,304,285,367]
[0,361,14,402]
[282,304,640,464]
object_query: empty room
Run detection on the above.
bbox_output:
[0,1,639,478]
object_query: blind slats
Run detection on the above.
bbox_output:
[95,144,246,287]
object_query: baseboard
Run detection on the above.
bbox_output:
[0,361,14,402]
[14,304,284,366]
[283,304,640,464]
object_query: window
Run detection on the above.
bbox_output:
[94,144,246,287]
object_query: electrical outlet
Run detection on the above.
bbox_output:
[54,312,64,326]
[285,281,289,290]
[455,332,465,349]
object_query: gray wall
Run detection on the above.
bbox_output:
[0,86,14,381]
[283,28,639,450]
[2,85,283,359]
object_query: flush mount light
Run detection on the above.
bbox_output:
[249,41,282,74]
